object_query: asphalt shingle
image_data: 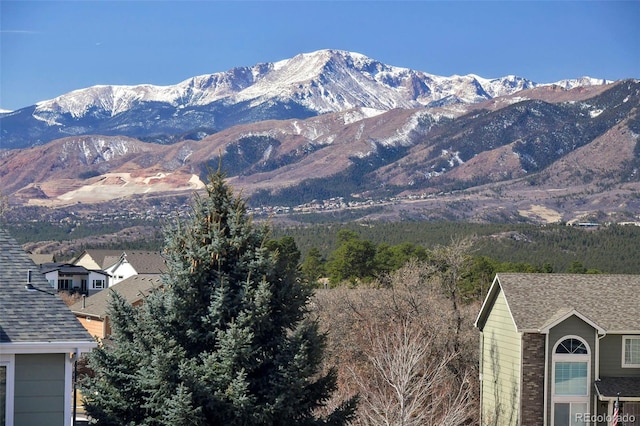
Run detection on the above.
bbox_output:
[595,377,640,398]
[0,227,94,343]
[70,274,162,318]
[494,273,640,332]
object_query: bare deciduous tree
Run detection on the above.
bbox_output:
[313,249,480,425]
[354,318,474,426]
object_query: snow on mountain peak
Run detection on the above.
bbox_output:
[29,49,612,122]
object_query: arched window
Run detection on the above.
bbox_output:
[552,337,590,426]
[555,338,588,355]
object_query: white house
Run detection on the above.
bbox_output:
[39,263,110,296]
[73,250,165,287]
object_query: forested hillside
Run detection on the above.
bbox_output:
[10,220,640,275]
[271,222,640,274]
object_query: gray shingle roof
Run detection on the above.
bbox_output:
[595,377,640,399]
[120,251,166,274]
[0,228,95,344]
[39,262,109,276]
[69,274,162,318]
[477,273,640,333]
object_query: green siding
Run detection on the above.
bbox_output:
[14,353,66,426]
[599,334,640,377]
[480,288,521,425]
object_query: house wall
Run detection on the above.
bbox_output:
[76,316,106,339]
[43,271,88,292]
[44,271,59,288]
[73,254,101,270]
[88,272,108,292]
[520,333,546,424]
[106,262,137,287]
[547,315,597,423]
[480,288,521,425]
[14,353,66,426]
[599,334,640,377]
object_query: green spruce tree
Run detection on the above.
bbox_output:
[81,171,357,425]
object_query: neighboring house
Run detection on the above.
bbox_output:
[475,273,640,426]
[27,253,55,265]
[73,249,165,287]
[69,274,162,339]
[39,263,110,295]
[0,228,96,426]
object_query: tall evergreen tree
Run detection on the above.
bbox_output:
[301,247,326,286]
[81,171,357,425]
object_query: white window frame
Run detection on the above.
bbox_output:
[0,353,15,426]
[551,336,591,426]
[92,279,105,289]
[621,335,640,368]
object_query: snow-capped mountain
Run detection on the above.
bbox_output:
[1,49,611,150]
[1,77,638,225]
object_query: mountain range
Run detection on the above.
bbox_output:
[0,49,638,225]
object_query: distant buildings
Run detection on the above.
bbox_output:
[69,274,162,339]
[29,249,165,295]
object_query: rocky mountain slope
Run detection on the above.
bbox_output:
[0,49,608,150]
[1,77,638,225]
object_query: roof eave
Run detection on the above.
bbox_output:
[538,309,606,335]
[70,311,104,320]
[474,275,501,330]
[0,340,97,354]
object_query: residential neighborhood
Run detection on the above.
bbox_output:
[27,249,166,295]
[3,225,640,425]
[0,228,96,426]
[1,233,166,426]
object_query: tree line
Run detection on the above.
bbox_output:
[273,221,640,276]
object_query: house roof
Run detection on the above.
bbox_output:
[75,249,166,273]
[28,253,54,264]
[116,251,166,274]
[73,249,124,269]
[0,227,95,345]
[476,273,640,333]
[595,377,640,401]
[69,274,162,318]
[39,262,109,276]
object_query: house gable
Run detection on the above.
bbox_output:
[73,250,123,270]
[478,283,521,425]
[546,314,598,424]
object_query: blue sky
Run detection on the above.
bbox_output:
[1,1,638,111]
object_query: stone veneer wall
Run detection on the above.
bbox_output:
[520,333,546,424]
